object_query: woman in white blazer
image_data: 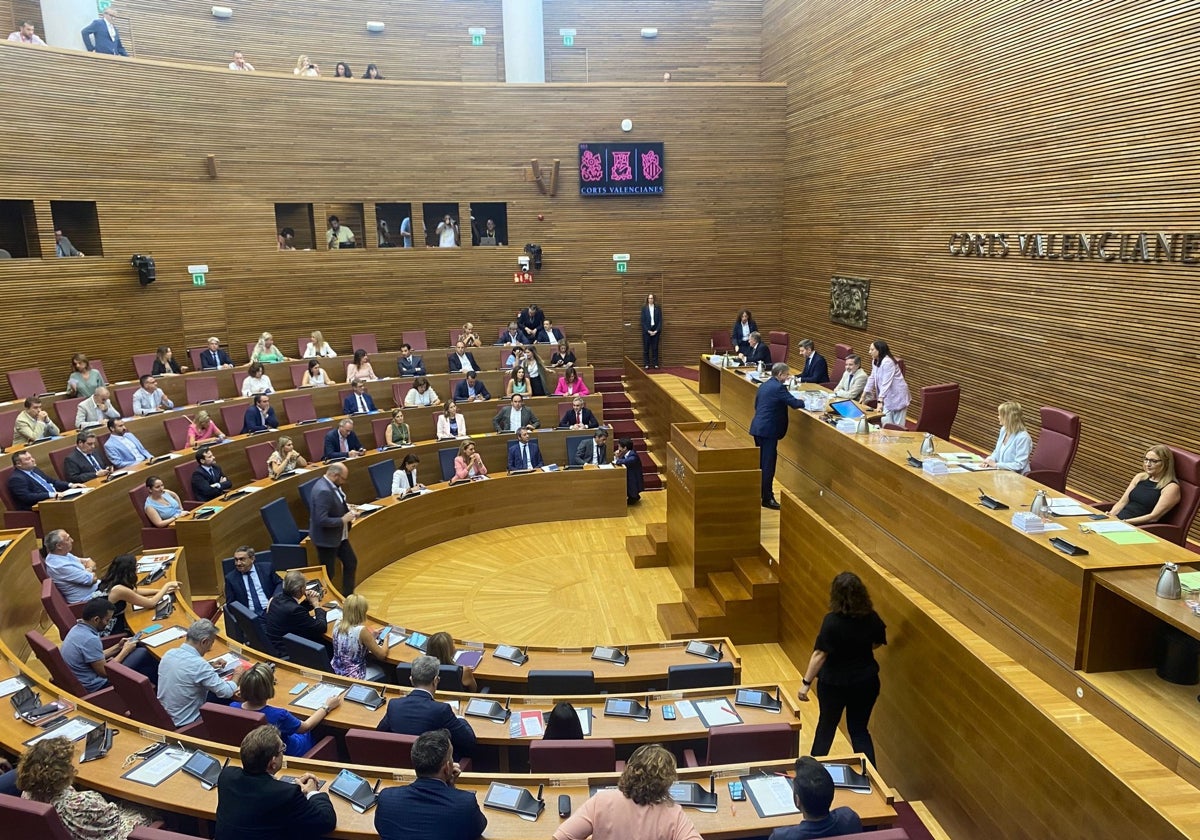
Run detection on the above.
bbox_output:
[983,401,1032,474]
[436,401,469,440]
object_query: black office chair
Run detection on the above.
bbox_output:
[438,447,459,481]
[564,434,593,466]
[667,662,736,690]
[259,499,308,570]
[527,670,596,695]
[227,602,273,655]
[395,661,469,691]
[298,477,320,510]
[283,633,333,673]
[368,459,396,498]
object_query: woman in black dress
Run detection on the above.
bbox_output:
[1111,444,1180,525]
[798,571,886,767]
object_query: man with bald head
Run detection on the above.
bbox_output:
[309,462,359,593]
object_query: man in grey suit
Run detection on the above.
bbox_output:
[81,6,128,56]
[572,428,610,467]
[54,230,84,257]
[308,462,359,594]
[491,394,540,433]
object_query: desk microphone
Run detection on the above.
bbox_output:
[698,421,718,448]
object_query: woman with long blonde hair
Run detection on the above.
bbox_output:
[331,593,390,679]
[982,400,1032,474]
[1111,444,1181,526]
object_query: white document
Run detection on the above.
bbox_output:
[293,684,345,711]
[239,485,263,493]
[124,746,191,786]
[355,503,383,513]
[139,553,176,565]
[1041,522,1068,532]
[26,717,98,746]
[1047,498,1091,516]
[1087,520,1137,533]
[0,676,29,698]
[141,626,188,647]
[695,698,741,727]
[576,707,593,736]
[745,774,801,817]
[675,700,699,719]
[325,609,343,623]
[598,463,615,470]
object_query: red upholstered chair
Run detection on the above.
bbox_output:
[346,729,417,768]
[105,660,205,735]
[232,370,249,395]
[48,447,72,481]
[895,357,907,377]
[163,415,192,451]
[392,381,413,407]
[529,739,619,773]
[245,441,275,480]
[1026,407,1081,493]
[351,333,380,355]
[1097,447,1200,547]
[498,349,514,370]
[296,337,309,357]
[41,577,88,636]
[25,630,126,714]
[304,427,330,461]
[828,343,853,389]
[173,460,203,509]
[0,408,21,449]
[31,551,47,582]
[7,368,47,399]
[90,360,108,381]
[112,384,139,417]
[909,383,960,441]
[768,331,790,364]
[0,792,77,840]
[402,330,428,351]
[0,465,43,535]
[132,353,157,377]
[245,342,258,361]
[282,393,317,424]
[683,722,797,767]
[129,484,179,550]
[710,330,730,352]
[371,415,392,448]
[185,377,220,405]
[188,347,206,371]
[337,387,354,408]
[55,396,85,432]
[221,404,246,438]
[289,364,309,388]
[199,702,266,745]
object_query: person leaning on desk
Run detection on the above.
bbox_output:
[749,362,805,510]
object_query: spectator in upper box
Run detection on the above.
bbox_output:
[228,50,255,71]
[326,215,355,249]
[363,63,384,79]
[278,227,296,250]
[334,61,353,78]
[437,214,459,247]
[81,5,127,56]
[8,20,45,45]
[294,54,319,76]
[54,229,83,257]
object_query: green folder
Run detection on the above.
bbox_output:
[1100,530,1157,545]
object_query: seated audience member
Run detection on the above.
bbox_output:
[243,393,280,434]
[377,655,477,759]
[397,343,426,376]
[187,409,226,447]
[62,597,153,692]
[192,446,233,501]
[215,725,336,840]
[405,376,440,407]
[75,386,120,428]
[66,352,105,397]
[399,213,413,248]
[224,545,281,622]
[573,428,610,467]
[507,426,544,472]
[518,303,545,343]
[554,366,590,396]
[768,756,862,840]
[492,394,539,433]
[553,744,700,840]
[378,218,394,247]
[346,348,378,382]
[132,374,175,415]
[453,370,491,402]
[327,214,356,249]
[96,554,181,637]
[13,396,60,446]
[731,308,758,356]
[537,319,565,344]
[235,663,340,756]
[54,228,83,256]
[81,5,127,55]
[797,339,829,383]
[375,728,487,840]
[981,401,1032,474]
[436,214,459,247]
[344,379,378,414]
[277,227,296,250]
[17,737,155,839]
[385,408,411,447]
[448,341,479,373]
[543,701,585,740]
[454,440,488,480]
[497,321,523,346]
[392,453,425,495]
[333,61,353,78]
[525,346,548,396]
[264,571,328,655]
[252,332,289,364]
[151,345,188,375]
[63,432,112,483]
[437,401,468,440]
[241,361,274,397]
[43,529,98,603]
[614,437,644,505]
[507,365,532,397]
[8,20,45,45]
[228,50,255,71]
[833,353,868,401]
[8,451,79,510]
[268,436,308,478]
[143,475,184,528]
[861,339,910,427]
[324,418,365,460]
[426,631,478,691]
[331,593,391,679]
[104,417,153,467]
[201,336,235,369]
[303,330,336,358]
[457,322,482,347]
[737,331,772,368]
[551,341,577,367]
[157,619,238,727]
[478,218,502,246]
[1112,444,1182,525]
[559,396,600,430]
[294,54,320,76]
[363,63,384,79]
[302,358,334,386]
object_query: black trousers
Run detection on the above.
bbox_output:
[317,539,358,595]
[810,674,880,768]
[754,435,778,503]
[642,331,660,367]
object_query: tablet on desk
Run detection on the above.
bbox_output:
[827,399,865,419]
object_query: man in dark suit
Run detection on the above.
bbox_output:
[375,729,486,840]
[263,571,328,655]
[241,393,280,435]
[517,304,544,343]
[223,545,280,641]
[641,293,662,368]
[614,437,645,505]
[63,432,112,483]
[452,370,491,402]
[309,462,359,593]
[81,6,128,56]
[737,331,772,368]
[201,336,234,370]
[342,379,378,414]
[378,655,477,760]
[750,362,806,509]
[491,394,540,433]
[191,446,232,502]
[535,319,564,344]
[495,321,523,345]
[397,343,426,376]
[506,426,544,471]
[558,395,599,430]
[572,428,610,467]
[447,342,480,373]
[7,451,80,510]
[798,338,830,384]
[215,724,336,840]
[323,419,365,461]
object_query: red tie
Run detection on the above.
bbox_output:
[340,435,348,453]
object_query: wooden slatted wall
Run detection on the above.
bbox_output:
[0,43,784,396]
[762,0,1200,512]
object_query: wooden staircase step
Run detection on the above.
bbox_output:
[657,602,698,639]
[708,571,752,611]
[733,554,779,598]
[626,533,667,568]
[682,587,725,634]
[647,521,668,549]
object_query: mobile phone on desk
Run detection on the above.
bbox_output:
[662,704,676,720]
[728,780,746,801]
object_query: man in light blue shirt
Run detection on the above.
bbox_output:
[44,529,99,603]
[104,417,153,468]
[132,374,174,415]
[157,619,238,727]
[62,598,145,692]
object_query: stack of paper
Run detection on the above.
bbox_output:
[922,460,949,475]
[1011,512,1045,533]
[1046,498,1091,516]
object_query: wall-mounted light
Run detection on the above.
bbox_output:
[212,6,233,20]
[640,27,658,38]
[621,119,633,133]
[366,21,385,33]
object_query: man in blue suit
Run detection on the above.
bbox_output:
[81,6,128,56]
[506,426,544,471]
[7,451,81,510]
[749,362,805,509]
[798,339,830,384]
[201,336,234,370]
[374,729,486,840]
[241,393,279,434]
[222,545,280,641]
[377,655,477,760]
[323,419,365,460]
[615,437,645,505]
[452,370,491,402]
[342,380,378,414]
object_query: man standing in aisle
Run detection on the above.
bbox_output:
[750,363,805,510]
[309,462,359,594]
